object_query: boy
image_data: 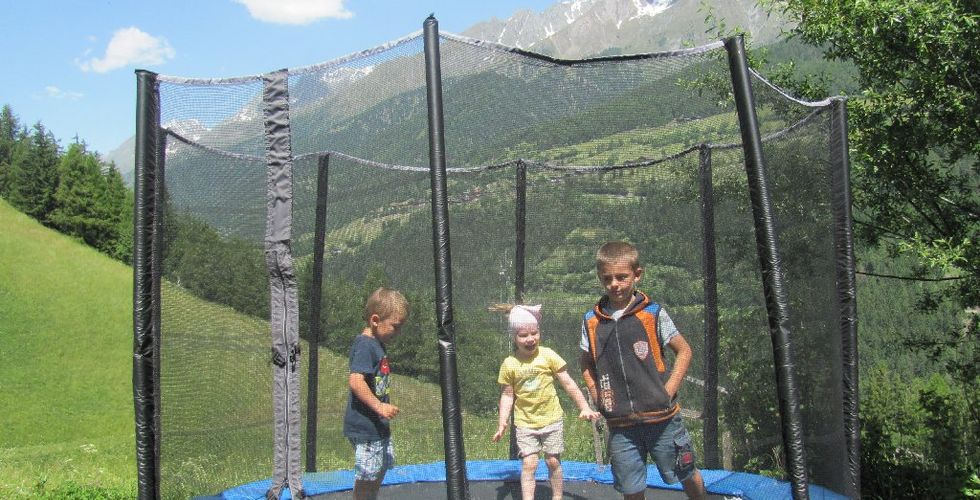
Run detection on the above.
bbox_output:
[344,287,409,500]
[579,241,707,500]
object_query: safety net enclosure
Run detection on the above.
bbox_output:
[133,16,858,500]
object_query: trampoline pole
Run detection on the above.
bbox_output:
[510,160,527,459]
[830,98,860,498]
[423,15,470,500]
[725,35,810,500]
[514,159,527,306]
[134,68,161,500]
[306,154,330,472]
[698,144,720,469]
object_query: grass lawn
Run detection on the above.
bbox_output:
[0,199,136,497]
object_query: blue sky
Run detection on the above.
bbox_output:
[0,0,555,157]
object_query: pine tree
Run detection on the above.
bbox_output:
[0,104,26,197]
[103,162,133,262]
[9,122,60,220]
[48,142,114,249]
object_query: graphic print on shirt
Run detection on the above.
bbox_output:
[599,373,615,413]
[375,356,390,399]
[633,340,649,360]
[516,365,543,392]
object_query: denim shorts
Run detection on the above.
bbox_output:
[350,436,395,481]
[607,414,697,494]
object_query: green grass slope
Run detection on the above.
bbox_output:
[0,199,135,497]
[0,199,541,498]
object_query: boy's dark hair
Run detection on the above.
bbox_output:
[596,241,640,270]
[363,287,409,322]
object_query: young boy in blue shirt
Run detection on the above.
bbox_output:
[579,241,707,500]
[344,287,408,500]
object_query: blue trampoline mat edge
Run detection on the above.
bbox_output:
[194,460,849,499]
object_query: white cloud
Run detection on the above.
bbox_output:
[43,86,84,100]
[234,0,353,25]
[77,27,175,73]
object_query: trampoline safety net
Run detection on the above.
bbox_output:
[133,21,857,500]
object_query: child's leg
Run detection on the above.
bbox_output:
[351,437,394,500]
[521,453,538,500]
[352,478,382,500]
[680,468,706,500]
[544,453,563,500]
[521,452,539,500]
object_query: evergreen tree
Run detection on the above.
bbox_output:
[49,142,115,250]
[9,122,60,221]
[0,104,26,197]
[104,162,133,262]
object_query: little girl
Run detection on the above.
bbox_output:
[490,304,600,500]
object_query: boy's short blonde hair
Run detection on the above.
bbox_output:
[363,287,410,322]
[596,241,640,271]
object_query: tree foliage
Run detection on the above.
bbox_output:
[747,4,980,494]
[762,0,979,350]
[0,104,133,263]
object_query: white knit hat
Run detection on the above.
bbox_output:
[508,304,542,333]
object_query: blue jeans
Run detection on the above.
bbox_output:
[607,414,697,494]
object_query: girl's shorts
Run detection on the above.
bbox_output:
[515,420,564,457]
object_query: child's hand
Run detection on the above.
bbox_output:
[378,403,400,419]
[579,408,601,422]
[491,424,507,443]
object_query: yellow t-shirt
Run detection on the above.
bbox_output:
[497,346,566,429]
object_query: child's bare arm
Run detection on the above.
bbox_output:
[579,350,598,402]
[556,368,601,421]
[492,385,515,442]
[348,372,399,419]
[665,334,693,398]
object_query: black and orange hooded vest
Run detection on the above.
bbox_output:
[583,291,679,427]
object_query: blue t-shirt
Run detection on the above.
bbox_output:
[343,334,391,441]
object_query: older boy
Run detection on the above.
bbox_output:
[344,287,409,500]
[579,241,707,500]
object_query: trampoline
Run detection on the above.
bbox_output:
[197,460,847,499]
[133,15,859,500]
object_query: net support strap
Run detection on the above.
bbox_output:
[263,68,304,499]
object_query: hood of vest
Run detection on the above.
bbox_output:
[593,290,651,320]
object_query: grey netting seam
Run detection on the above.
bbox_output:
[155,32,424,85]
[749,68,837,108]
[711,106,830,150]
[164,129,265,162]
[293,151,514,173]
[167,104,826,175]
[440,31,725,67]
[157,73,264,86]
[289,31,424,78]
[523,145,702,172]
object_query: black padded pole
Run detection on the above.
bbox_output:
[724,35,809,500]
[514,160,527,306]
[509,159,528,460]
[133,69,161,500]
[423,15,470,500]
[305,154,330,472]
[698,144,720,469]
[829,98,860,498]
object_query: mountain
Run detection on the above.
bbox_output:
[462,0,791,58]
[106,0,792,178]
[103,135,134,180]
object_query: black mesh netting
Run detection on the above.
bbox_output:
[145,31,853,498]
